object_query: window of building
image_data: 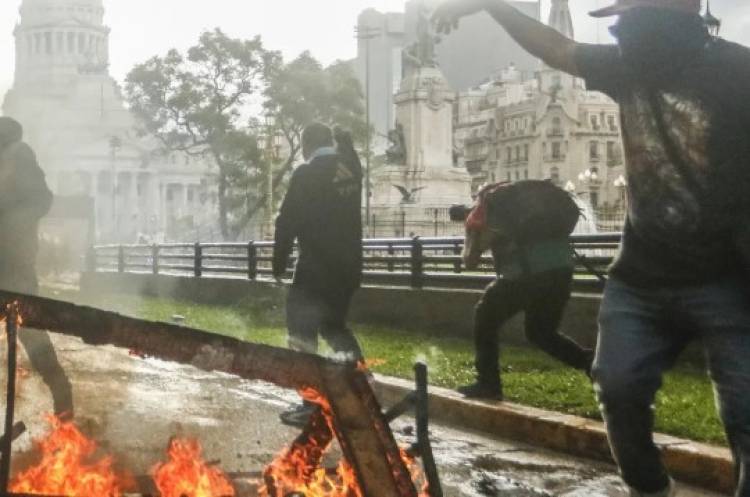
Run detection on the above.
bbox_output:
[523,144,529,161]
[590,141,600,160]
[591,115,600,130]
[552,142,561,159]
[607,141,616,159]
[44,32,52,54]
[524,169,528,179]
[507,172,512,182]
[188,188,195,203]
[550,166,560,182]
[506,147,512,162]
[607,115,617,130]
[515,146,520,160]
[515,171,520,180]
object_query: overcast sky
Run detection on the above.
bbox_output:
[1,0,749,100]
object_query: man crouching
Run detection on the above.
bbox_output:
[451,180,594,400]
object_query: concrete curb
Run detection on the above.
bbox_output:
[373,375,734,495]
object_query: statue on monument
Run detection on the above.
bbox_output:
[386,123,407,165]
[402,1,440,79]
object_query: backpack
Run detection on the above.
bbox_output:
[469,180,581,243]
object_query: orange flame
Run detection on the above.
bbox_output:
[260,387,362,497]
[152,438,235,497]
[10,415,128,497]
[260,387,425,497]
[356,358,386,372]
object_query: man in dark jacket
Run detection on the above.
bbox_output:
[273,122,364,426]
[434,1,750,495]
[0,116,74,417]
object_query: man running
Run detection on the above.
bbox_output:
[434,1,750,496]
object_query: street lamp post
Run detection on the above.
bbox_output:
[264,115,278,240]
[355,25,381,235]
[109,136,122,242]
[578,167,601,209]
[613,174,628,207]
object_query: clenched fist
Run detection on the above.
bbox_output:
[432,0,489,35]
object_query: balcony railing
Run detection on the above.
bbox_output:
[544,154,566,162]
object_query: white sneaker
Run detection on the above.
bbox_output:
[629,479,676,497]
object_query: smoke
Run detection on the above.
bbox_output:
[414,346,446,377]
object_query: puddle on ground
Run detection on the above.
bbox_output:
[0,333,724,497]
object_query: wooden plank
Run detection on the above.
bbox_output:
[0,291,418,497]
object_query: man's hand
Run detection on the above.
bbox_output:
[432,0,488,35]
[435,0,580,76]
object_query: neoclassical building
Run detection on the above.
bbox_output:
[454,0,626,215]
[2,0,216,244]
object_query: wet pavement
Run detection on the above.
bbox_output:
[3,329,724,496]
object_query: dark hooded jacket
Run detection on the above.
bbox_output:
[0,135,53,293]
[272,148,363,297]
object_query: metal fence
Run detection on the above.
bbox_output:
[88,233,621,293]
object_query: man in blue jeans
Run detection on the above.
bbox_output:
[433,0,750,495]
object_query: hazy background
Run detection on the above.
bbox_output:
[1,0,749,98]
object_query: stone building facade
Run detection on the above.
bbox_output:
[2,0,216,244]
[454,0,627,223]
[355,0,541,154]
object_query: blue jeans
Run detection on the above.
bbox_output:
[594,276,750,496]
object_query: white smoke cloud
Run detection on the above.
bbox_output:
[1,0,749,105]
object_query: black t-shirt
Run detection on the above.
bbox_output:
[273,151,363,295]
[576,39,750,286]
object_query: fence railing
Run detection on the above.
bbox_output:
[88,233,621,292]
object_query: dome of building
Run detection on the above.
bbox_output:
[19,0,105,28]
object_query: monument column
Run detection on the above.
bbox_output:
[370,1,471,231]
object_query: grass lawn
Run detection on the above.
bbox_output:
[55,289,726,447]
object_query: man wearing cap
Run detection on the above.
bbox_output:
[433,1,750,496]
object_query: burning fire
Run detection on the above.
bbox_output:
[10,415,129,497]
[152,438,235,497]
[261,387,425,497]
[357,358,386,371]
[260,387,362,497]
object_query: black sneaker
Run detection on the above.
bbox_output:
[279,403,317,427]
[457,382,503,401]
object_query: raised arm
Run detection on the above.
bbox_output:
[432,0,583,76]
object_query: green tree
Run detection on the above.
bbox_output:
[125,32,367,239]
[125,28,276,238]
[232,52,368,235]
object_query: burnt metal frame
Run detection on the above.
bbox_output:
[384,363,442,497]
[0,304,18,491]
[0,291,419,497]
